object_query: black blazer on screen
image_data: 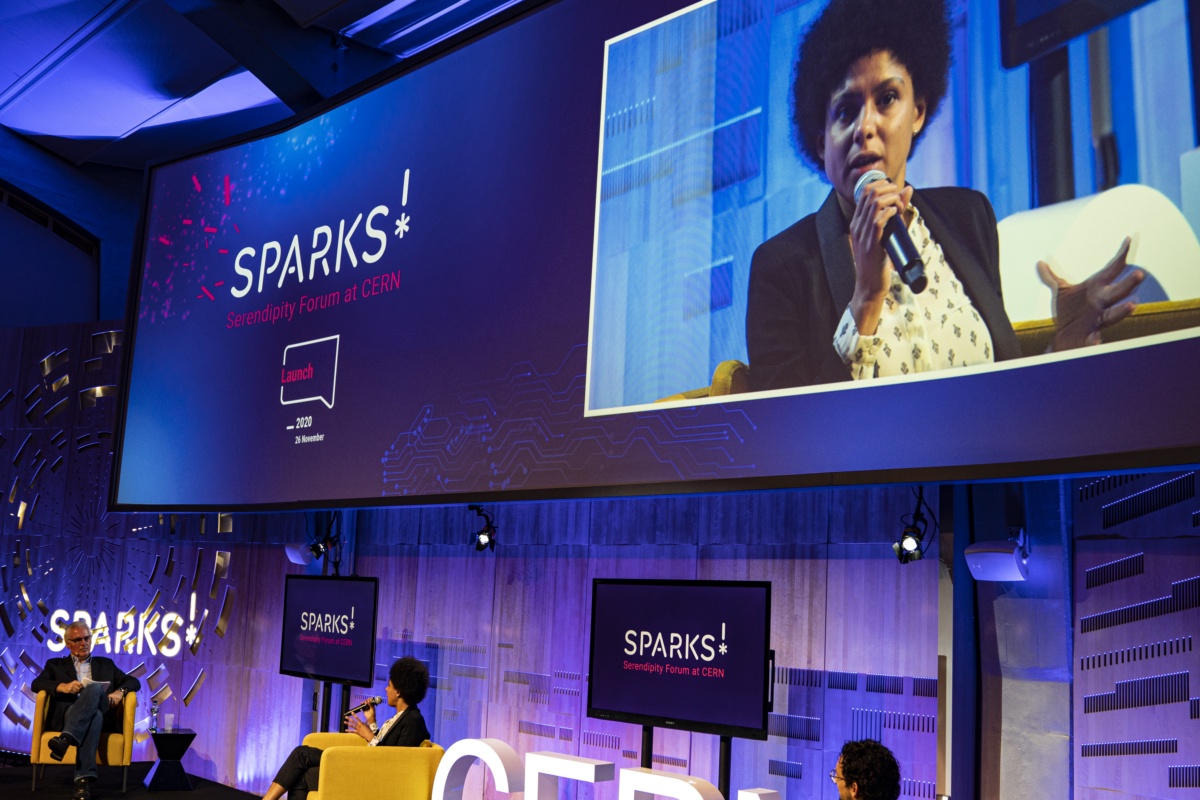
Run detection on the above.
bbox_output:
[747,186,1022,392]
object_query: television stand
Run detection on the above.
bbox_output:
[639,725,733,800]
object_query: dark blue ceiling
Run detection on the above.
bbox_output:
[0,0,529,170]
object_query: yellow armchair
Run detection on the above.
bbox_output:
[31,690,137,792]
[300,734,443,800]
[657,359,750,402]
[1012,298,1200,357]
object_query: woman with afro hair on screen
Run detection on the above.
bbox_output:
[746,0,1143,391]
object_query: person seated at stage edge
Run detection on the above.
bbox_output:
[31,620,141,800]
[262,655,431,800]
[831,738,901,800]
[746,0,1144,390]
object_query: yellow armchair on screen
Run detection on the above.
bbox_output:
[301,733,444,800]
[31,690,137,792]
[657,359,750,402]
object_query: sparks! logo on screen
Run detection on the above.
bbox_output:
[230,169,413,300]
[299,606,355,634]
[281,335,339,409]
[620,623,731,677]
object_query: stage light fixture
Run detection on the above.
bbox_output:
[284,534,333,566]
[965,528,1031,581]
[284,512,343,566]
[468,504,497,552]
[285,542,320,565]
[892,486,936,564]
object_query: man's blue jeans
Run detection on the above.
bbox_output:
[60,683,109,780]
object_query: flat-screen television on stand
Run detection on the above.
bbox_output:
[587,579,772,740]
[280,574,379,687]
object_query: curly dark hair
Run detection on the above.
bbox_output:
[839,739,901,800]
[791,0,951,175]
[389,656,430,706]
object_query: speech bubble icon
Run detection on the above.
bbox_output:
[281,335,339,409]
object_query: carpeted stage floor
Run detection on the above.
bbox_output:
[0,759,257,800]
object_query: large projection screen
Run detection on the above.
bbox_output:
[112,0,1200,510]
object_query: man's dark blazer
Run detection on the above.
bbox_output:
[377,705,429,747]
[746,187,1022,392]
[30,656,141,731]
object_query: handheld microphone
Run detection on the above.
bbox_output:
[347,696,383,715]
[853,169,927,294]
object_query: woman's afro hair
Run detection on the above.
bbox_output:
[791,0,952,173]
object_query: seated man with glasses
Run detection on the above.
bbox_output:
[31,620,141,800]
[829,739,901,800]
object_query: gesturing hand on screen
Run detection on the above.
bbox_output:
[1037,236,1144,351]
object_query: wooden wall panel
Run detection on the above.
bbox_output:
[411,542,499,753]
[698,544,828,674]
[489,545,589,713]
[419,506,481,546]
[180,660,305,788]
[1073,475,1200,800]
[829,485,934,544]
[229,546,294,671]
[586,544,700,583]
[588,496,706,546]
[360,546,423,642]
[699,490,832,547]
[230,510,311,546]
[494,500,592,547]
[412,544,499,646]
[824,544,939,678]
[358,507,422,549]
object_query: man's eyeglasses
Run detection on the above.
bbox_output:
[66,635,92,644]
[829,769,844,785]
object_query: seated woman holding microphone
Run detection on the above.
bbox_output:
[746,0,1143,390]
[262,656,430,800]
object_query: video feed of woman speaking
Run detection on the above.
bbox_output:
[586,0,1200,413]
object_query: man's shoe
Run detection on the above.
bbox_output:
[48,732,77,762]
[72,777,93,800]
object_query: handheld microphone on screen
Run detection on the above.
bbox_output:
[347,696,383,715]
[853,169,927,293]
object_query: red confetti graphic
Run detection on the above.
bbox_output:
[192,175,202,192]
[224,174,231,206]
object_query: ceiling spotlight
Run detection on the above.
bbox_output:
[475,527,495,551]
[468,504,497,553]
[893,486,935,565]
[892,523,924,564]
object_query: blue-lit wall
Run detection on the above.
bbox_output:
[0,127,140,324]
